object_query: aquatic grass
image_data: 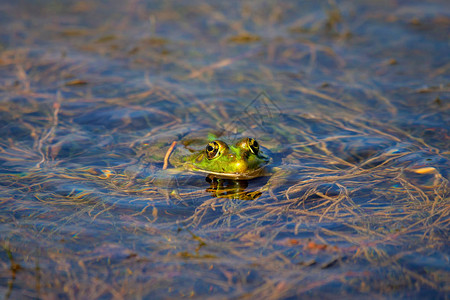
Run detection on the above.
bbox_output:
[0,0,449,299]
[1,95,448,298]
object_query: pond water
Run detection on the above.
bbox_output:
[0,0,449,299]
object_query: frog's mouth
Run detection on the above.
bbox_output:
[190,165,269,180]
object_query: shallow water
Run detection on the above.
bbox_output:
[0,0,449,299]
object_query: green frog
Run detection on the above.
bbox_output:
[171,137,271,180]
[135,135,278,200]
[136,132,290,200]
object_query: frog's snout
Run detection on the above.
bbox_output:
[231,160,249,174]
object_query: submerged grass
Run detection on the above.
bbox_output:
[0,0,449,299]
[1,100,447,298]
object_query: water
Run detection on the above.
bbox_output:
[0,0,449,299]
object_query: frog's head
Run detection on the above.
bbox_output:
[185,137,271,179]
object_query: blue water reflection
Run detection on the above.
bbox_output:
[0,0,448,299]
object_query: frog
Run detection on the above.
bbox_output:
[170,137,272,180]
[135,135,280,200]
[135,128,292,200]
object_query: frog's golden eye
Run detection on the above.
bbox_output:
[206,141,220,159]
[248,138,259,154]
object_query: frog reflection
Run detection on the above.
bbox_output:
[204,175,263,200]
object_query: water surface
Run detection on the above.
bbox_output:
[0,0,449,299]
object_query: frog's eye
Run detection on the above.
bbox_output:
[248,138,259,154]
[206,141,220,159]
